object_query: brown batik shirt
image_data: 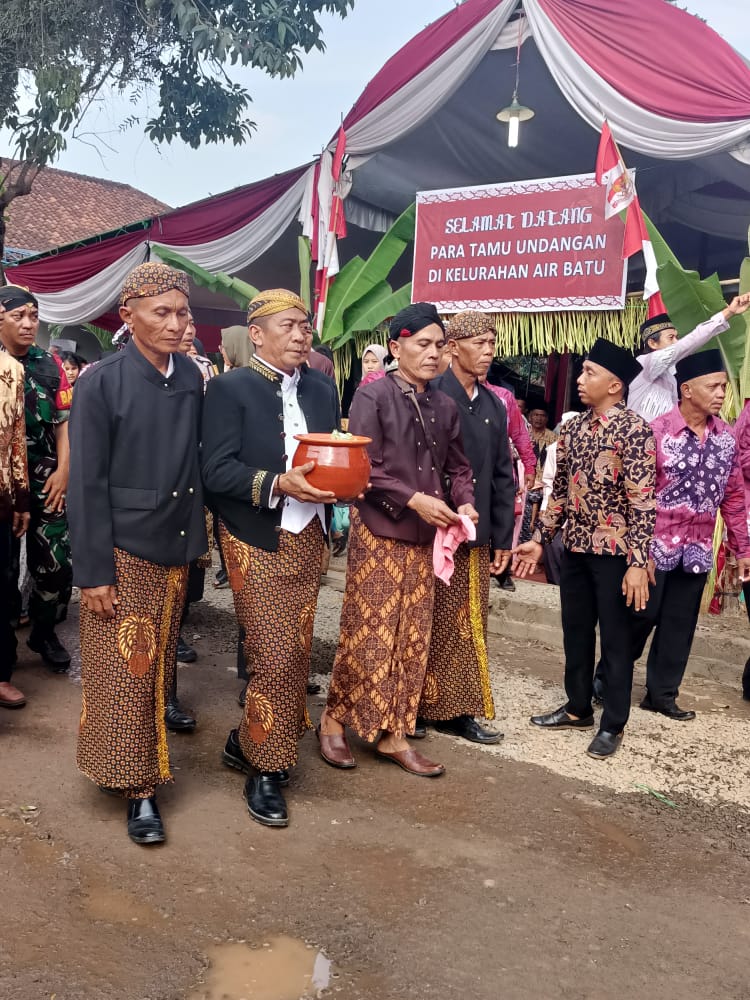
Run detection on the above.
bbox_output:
[0,352,30,523]
[534,401,656,568]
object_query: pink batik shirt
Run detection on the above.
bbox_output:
[650,404,750,574]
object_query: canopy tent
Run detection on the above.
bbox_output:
[8,0,750,350]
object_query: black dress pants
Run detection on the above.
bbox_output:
[560,550,634,734]
[641,567,707,704]
[0,521,18,682]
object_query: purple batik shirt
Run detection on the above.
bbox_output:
[650,404,750,574]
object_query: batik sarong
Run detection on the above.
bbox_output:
[220,518,324,772]
[326,509,435,741]
[420,544,495,721]
[77,549,188,796]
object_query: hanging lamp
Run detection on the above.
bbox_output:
[496,13,535,148]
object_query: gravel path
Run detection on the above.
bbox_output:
[60,557,750,813]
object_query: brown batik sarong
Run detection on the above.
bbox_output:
[326,508,435,741]
[220,518,324,772]
[420,544,495,722]
[77,549,188,796]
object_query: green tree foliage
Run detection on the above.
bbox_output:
[0,0,354,265]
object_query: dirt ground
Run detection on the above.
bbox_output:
[3,566,750,1000]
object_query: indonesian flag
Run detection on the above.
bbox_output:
[596,122,658,301]
[623,195,659,300]
[314,126,348,331]
[595,121,635,219]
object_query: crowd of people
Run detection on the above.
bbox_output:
[1,262,750,846]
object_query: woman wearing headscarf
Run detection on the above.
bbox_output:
[358,342,388,387]
[319,303,477,777]
[220,324,253,370]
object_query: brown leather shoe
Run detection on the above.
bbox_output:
[375,747,445,777]
[316,726,356,769]
[0,682,26,709]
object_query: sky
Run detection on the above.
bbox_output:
[2,0,749,209]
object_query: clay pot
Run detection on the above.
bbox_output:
[292,433,372,501]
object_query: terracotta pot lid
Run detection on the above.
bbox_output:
[293,433,372,446]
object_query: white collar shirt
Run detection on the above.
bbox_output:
[256,356,325,534]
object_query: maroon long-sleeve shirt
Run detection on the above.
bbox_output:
[349,373,475,544]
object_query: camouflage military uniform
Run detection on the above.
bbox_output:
[14,346,73,629]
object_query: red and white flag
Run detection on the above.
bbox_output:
[315,126,348,332]
[623,195,659,299]
[596,122,658,300]
[595,121,635,219]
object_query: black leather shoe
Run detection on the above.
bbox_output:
[127,797,165,844]
[530,705,594,729]
[165,698,196,732]
[176,636,197,663]
[435,714,504,744]
[244,773,289,828]
[222,729,289,785]
[27,628,71,673]
[306,681,321,695]
[410,717,427,739]
[586,730,622,759]
[640,696,695,721]
[742,656,750,701]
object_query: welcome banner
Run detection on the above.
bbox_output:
[412,173,628,312]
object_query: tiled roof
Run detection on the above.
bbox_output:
[2,161,171,254]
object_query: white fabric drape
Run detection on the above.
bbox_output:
[491,13,532,51]
[36,241,148,324]
[339,0,518,159]
[155,166,313,272]
[523,0,750,161]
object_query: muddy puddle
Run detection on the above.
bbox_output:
[188,936,332,999]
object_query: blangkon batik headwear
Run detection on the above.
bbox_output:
[446,311,494,341]
[119,262,190,307]
[246,289,308,326]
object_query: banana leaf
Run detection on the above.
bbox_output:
[643,209,745,389]
[656,259,743,390]
[332,281,413,348]
[151,244,258,308]
[642,211,682,270]
[298,235,312,312]
[321,202,416,344]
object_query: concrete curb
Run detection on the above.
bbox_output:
[322,568,750,689]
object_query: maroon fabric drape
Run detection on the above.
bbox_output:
[154,164,309,246]
[9,230,147,293]
[7,165,310,292]
[537,0,750,122]
[342,0,500,133]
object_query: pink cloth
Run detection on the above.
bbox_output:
[433,514,476,585]
[359,369,386,388]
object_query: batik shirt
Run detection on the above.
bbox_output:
[534,401,656,568]
[5,346,72,485]
[649,404,750,573]
[0,352,30,522]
